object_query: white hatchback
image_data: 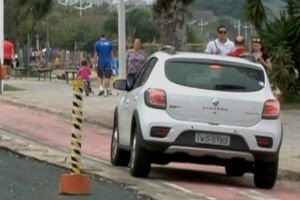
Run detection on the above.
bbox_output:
[111,47,282,189]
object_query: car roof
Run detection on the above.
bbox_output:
[151,51,263,69]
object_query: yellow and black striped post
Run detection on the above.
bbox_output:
[59,79,90,195]
[70,79,83,174]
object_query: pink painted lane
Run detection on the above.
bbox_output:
[1,102,299,200]
[0,103,111,160]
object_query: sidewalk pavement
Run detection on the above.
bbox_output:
[0,78,300,181]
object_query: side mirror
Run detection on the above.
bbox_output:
[126,74,135,89]
[113,79,127,91]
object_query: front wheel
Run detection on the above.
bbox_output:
[129,125,151,177]
[254,159,278,189]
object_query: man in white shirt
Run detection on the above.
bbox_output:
[205,25,235,56]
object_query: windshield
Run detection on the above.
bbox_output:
[165,60,265,92]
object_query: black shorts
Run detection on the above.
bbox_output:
[97,65,112,79]
[4,59,12,66]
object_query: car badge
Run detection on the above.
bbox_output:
[212,98,219,106]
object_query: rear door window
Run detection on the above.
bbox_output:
[165,59,265,92]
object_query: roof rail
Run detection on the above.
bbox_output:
[159,45,176,55]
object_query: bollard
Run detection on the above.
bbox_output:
[59,79,90,195]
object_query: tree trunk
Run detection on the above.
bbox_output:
[155,1,188,51]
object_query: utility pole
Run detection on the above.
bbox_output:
[198,18,208,41]
[0,0,4,95]
[243,24,250,49]
[36,34,39,50]
[46,16,50,48]
[234,19,241,36]
[74,0,93,16]
[118,0,126,79]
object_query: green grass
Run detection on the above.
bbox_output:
[281,95,300,110]
[3,84,24,91]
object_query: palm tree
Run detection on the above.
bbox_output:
[256,0,300,97]
[243,0,267,31]
[153,0,194,50]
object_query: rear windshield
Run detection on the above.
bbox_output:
[165,60,265,92]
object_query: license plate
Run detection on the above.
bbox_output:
[195,133,230,146]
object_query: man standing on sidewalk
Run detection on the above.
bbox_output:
[94,34,114,97]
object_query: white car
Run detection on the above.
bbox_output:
[111,47,282,189]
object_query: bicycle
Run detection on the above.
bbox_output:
[83,80,94,96]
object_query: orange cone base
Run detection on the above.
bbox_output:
[59,173,90,195]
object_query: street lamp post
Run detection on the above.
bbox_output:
[118,0,126,79]
[0,0,4,94]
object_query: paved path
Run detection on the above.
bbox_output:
[0,102,299,200]
[1,79,299,177]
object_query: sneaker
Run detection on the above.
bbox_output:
[98,90,104,96]
[107,90,112,95]
[103,90,108,97]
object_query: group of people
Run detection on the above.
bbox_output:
[77,34,147,97]
[205,25,272,71]
[77,25,272,97]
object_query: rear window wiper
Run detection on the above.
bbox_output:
[215,84,246,90]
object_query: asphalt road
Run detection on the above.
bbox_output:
[0,147,151,200]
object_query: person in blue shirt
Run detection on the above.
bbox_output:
[94,34,114,96]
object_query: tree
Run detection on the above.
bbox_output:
[4,0,53,45]
[243,0,267,31]
[252,0,300,98]
[103,6,159,43]
[153,0,194,50]
[19,0,54,32]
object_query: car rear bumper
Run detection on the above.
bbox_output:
[137,108,283,163]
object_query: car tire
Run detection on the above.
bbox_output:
[110,109,130,166]
[129,124,151,177]
[225,160,245,177]
[254,159,278,189]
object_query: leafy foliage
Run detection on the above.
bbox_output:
[243,0,267,31]
[256,0,300,97]
[269,45,297,98]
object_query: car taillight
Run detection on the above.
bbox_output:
[145,88,167,109]
[262,99,280,119]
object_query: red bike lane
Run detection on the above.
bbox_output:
[0,103,299,200]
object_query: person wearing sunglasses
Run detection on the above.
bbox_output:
[252,38,272,70]
[205,25,235,56]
